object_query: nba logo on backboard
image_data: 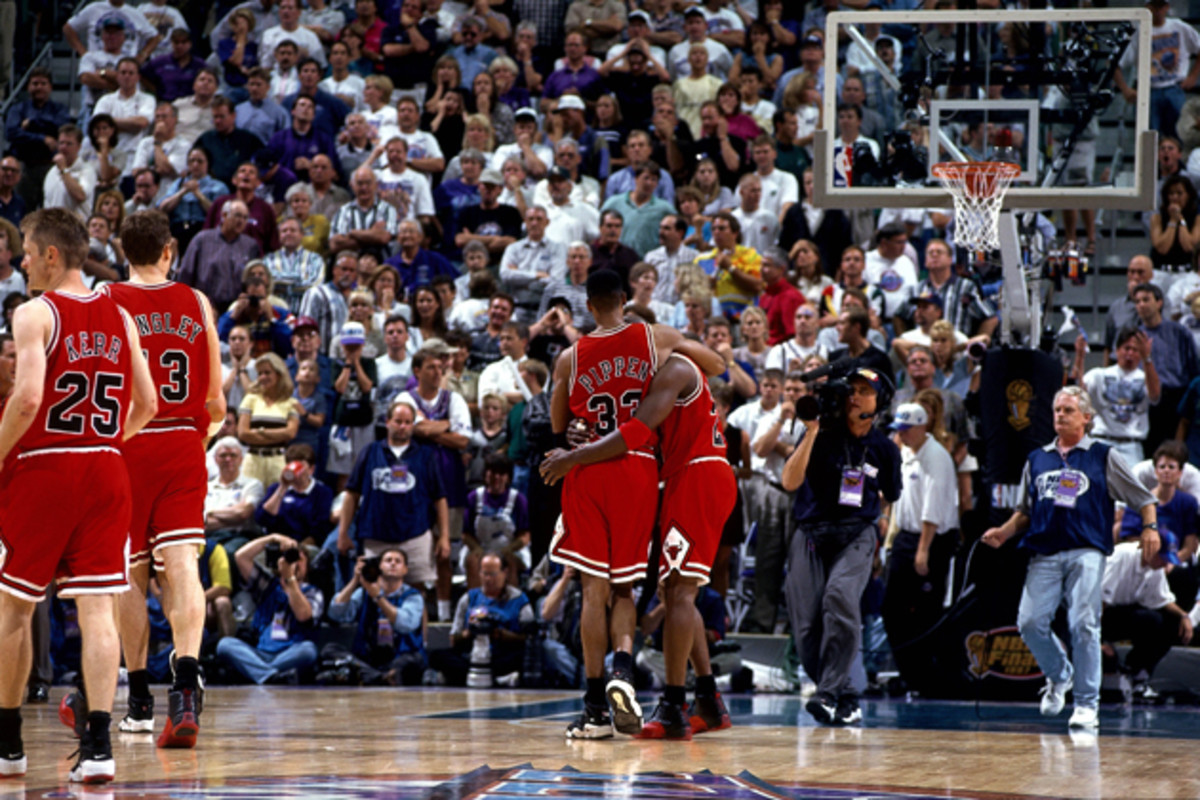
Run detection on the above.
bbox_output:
[833,145,853,187]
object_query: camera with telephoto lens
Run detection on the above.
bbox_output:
[795,359,893,425]
[264,542,301,572]
[361,556,382,583]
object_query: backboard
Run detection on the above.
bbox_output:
[811,8,1155,211]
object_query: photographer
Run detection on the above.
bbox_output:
[216,533,324,684]
[781,366,901,726]
[430,553,534,686]
[325,549,427,686]
[217,270,293,357]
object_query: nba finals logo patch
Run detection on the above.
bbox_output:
[1005,380,1033,431]
[965,627,1043,680]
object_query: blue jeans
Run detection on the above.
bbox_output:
[1151,84,1186,140]
[216,637,319,685]
[1016,548,1106,709]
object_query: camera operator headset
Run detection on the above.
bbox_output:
[779,364,903,725]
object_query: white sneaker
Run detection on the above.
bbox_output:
[1039,678,1072,716]
[0,752,26,777]
[1068,706,1099,730]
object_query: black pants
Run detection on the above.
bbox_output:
[320,642,426,686]
[1147,386,1186,458]
[429,642,524,686]
[883,530,958,684]
[1102,604,1177,676]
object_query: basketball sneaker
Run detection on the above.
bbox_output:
[68,730,115,784]
[565,702,613,739]
[689,692,732,734]
[156,688,199,749]
[1068,706,1099,730]
[805,693,838,725]
[118,695,154,733]
[59,690,87,738]
[1039,678,1072,717]
[635,700,692,740]
[835,696,863,726]
[169,652,205,714]
[605,673,643,736]
[0,739,25,778]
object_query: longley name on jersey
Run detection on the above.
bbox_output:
[131,312,204,343]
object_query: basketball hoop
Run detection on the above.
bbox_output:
[931,161,1022,253]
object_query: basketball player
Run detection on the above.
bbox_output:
[542,352,737,739]
[103,210,225,748]
[0,208,157,783]
[546,269,723,739]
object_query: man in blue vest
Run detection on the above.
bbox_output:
[326,548,427,685]
[983,386,1159,730]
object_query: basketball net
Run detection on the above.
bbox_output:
[931,161,1022,253]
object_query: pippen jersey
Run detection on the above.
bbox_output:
[17,291,133,455]
[658,354,727,480]
[103,281,211,435]
[568,323,657,451]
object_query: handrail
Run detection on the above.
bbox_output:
[0,41,55,152]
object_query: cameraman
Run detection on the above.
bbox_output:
[217,533,324,684]
[781,367,901,726]
[430,554,534,686]
[326,549,427,685]
[217,269,293,357]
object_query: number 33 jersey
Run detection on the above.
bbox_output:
[103,282,211,435]
[568,322,658,454]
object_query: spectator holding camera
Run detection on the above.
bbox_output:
[326,549,427,685]
[255,443,335,546]
[217,533,324,684]
[781,366,901,726]
[464,454,530,585]
[431,553,533,686]
[217,268,294,357]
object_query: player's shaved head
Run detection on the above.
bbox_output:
[21,208,88,270]
[121,210,173,267]
[586,268,625,312]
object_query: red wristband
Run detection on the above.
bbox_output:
[619,418,654,451]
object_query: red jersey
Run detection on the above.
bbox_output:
[568,322,657,450]
[659,354,727,480]
[103,281,211,435]
[16,291,133,455]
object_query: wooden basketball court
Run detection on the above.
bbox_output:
[5,687,1197,799]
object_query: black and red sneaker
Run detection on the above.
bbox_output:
[156,688,199,749]
[635,700,692,741]
[689,692,732,734]
[59,691,87,739]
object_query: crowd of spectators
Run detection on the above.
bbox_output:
[6,0,1200,694]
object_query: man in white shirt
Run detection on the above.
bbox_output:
[1083,326,1160,465]
[374,136,436,226]
[833,102,881,168]
[269,40,301,104]
[129,103,189,194]
[533,138,601,210]
[204,437,266,555]
[321,40,365,111]
[491,108,552,179]
[884,403,959,680]
[738,135,798,222]
[374,313,414,430]
[92,56,155,160]
[477,321,532,406]
[500,205,568,322]
[64,0,160,59]
[742,370,806,632]
[396,96,445,177]
[892,290,968,361]
[543,167,600,247]
[864,222,918,321]
[765,304,825,373]
[43,125,98,221]
[667,8,732,79]
[265,217,326,311]
[731,173,780,257]
[644,213,697,305]
[261,0,326,68]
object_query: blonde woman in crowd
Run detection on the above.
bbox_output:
[237,352,301,487]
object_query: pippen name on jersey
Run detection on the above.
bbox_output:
[576,356,651,394]
[133,312,203,343]
[65,331,123,363]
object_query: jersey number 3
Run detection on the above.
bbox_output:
[588,390,641,436]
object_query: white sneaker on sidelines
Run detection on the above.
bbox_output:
[1039,678,1072,717]
[1068,706,1099,730]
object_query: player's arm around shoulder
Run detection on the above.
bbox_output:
[651,323,724,376]
[0,300,52,462]
[121,306,158,439]
[197,289,227,439]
